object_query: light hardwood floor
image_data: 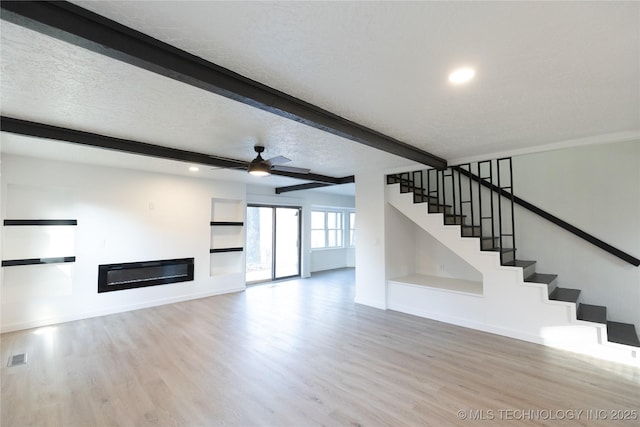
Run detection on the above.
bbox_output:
[2,269,639,426]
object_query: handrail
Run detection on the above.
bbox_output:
[452,166,640,267]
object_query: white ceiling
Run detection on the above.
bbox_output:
[1,1,639,195]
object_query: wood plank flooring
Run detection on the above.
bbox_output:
[2,268,639,426]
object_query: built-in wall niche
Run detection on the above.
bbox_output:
[210,198,245,276]
[1,219,77,302]
[1,220,77,267]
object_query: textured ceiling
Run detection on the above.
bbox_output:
[1,1,639,194]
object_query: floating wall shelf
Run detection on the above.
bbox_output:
[210,221,244,226]
[4,219,78,226]
[2,256,76,267]
[209,247,244,253]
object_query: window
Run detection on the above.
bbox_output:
[311,210,343,249]
[348,212,356,246]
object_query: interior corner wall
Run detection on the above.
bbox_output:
[355,170,387,309]
[386,201,482,282]
[1,154,247,332]
[414,227,482,281]
[385,204,417,280]
[512,140,640,330]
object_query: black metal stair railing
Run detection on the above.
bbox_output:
[387,157,640,267]
[387,158,517,265]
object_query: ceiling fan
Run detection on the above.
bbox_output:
[247,146,310,177]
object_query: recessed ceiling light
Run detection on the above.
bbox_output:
[448,67,475,85]
[189,166,199,172]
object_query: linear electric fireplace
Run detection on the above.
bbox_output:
[98,258,194,293]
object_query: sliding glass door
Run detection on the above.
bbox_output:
[246,205,301,283]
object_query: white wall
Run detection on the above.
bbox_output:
[354,170,387,308]
[414,227,482,281]
[246,184,355,276]
[1,155,246,332]
[512,140,640,329]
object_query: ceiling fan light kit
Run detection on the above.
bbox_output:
[248,160,271,176]
[247,145,311,177]
[248,146,271,176]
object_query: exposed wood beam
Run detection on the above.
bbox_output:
[271,171,338,185]
[275,175,354,194]
[0,1,448,170]
[275,183,333,194]
[1,116,349,185]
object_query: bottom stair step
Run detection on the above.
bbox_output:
[607,321,640,347]
[577,304,607,324]
[549,287,581,303]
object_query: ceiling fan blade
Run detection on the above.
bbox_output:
[265,155,291,166]
[210,165,247,171]
[271,165,311,174]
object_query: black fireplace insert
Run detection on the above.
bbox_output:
[98,258,194,293]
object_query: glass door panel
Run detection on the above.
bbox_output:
[245,206,273,283]
[275,207,300,279]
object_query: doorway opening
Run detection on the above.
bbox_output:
[245,205,301,284]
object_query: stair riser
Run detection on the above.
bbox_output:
[522,263,536,279]
[444,216,464,226]
[481,239,499,250]
[500,251,515,265]
[428,205,452,215]
[461,228,482,237]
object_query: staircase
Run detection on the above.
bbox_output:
[386,160,640,352]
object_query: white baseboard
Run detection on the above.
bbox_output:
[0,286,245,333]
[388,302,545,345]
[354,296,387,310]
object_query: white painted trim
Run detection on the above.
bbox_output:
[354,296,387,310]
[384,162,430,175]
[388,302,545,345]
[449,131,640,165]
[0,286,245,333]
[388,275,484,297]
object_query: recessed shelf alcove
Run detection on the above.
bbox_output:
[210,198,245,277]
[1,219,77,267]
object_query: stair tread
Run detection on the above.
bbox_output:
[607,321,640,347]
[524,273,557,285]
[484,247,516,253]
[549,287,581,303]
[503,260,537,269]
[577,304,607,324]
